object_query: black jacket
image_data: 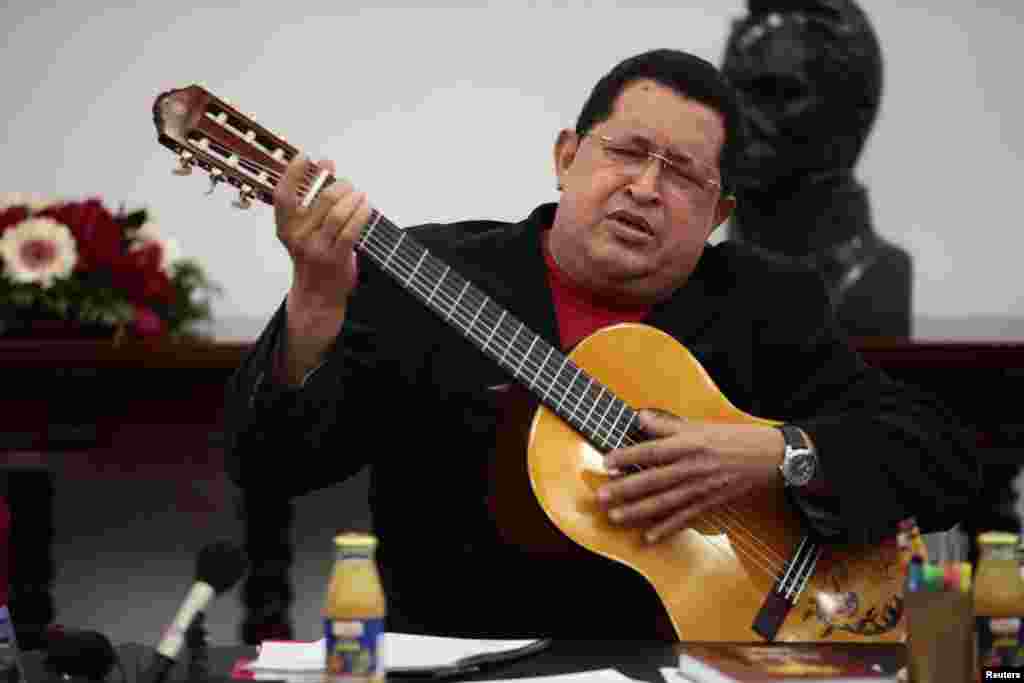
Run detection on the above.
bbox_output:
[224,203,980,637]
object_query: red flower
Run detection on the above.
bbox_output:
[0,207,29,236]
[38,198,123,271]
[132,305,166,337]
[109,243,174,304]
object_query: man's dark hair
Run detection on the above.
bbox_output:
[575,49,746,196]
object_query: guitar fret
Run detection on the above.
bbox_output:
[467,296,488,336]
[531,346,554,391]
[499,322,524,370]
[515,337,540,381]
[446,280,470,322]
[609,401,628,448]
[426,265,450,306]
[573,378,594,429]
[382,232,406,270]
[594,392,617,449]
[359,212,384,251]
[406,249,428,286]
[582,386,605,440]
[543,357,569,405]
[482,310,507,355]
[556,367,582,416]
[614,409,638,449]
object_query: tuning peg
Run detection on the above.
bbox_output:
[173,151,195,176]
[232,184,255,210]
[205,168,224,195]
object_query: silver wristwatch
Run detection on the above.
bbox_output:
[778,424,817,488]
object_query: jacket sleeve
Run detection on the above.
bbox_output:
[754,267,982,545]
[222,257,414,500]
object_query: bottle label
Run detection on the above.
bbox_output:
[324,617,384,679]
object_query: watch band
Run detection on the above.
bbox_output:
[778,424,808,451]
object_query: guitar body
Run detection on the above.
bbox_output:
[494,323,905,642]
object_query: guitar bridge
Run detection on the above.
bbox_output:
[752,534,822,640]
[753,590,793,641]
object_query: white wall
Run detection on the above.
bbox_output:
[2,1,1022,335]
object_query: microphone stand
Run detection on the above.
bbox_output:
[185,613,208,683]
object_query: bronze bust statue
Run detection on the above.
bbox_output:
[722,0,912,338]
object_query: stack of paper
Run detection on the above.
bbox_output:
[232,633,646,682]
[234,633,541,680]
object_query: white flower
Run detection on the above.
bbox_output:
[0,192,60,212]
[132,220,182,274]
[0,217,77,288]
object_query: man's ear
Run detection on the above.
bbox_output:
[709,193,737,236]
[553,129,580,191]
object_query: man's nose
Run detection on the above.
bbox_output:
[628,157,664,202]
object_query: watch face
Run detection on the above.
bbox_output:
[785,449,815,486]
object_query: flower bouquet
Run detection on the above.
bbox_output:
[0,193,220,339]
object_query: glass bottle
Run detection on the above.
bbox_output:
[974,531,1024,668]
[323,532,386,683]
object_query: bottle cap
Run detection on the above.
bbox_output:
[923,563,944,591]
[960,562,973,593]
[334,532,378,548]
[978,531,1019,546]
[944,562,961,592]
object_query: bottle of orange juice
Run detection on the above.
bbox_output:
[323,532,386,682]
[975,532,1024,617]
[974,531,1024,668]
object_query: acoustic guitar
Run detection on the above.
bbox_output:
[152,85,905,643]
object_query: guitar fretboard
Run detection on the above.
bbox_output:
[356,207,640,453]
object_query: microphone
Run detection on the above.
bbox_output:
[142,540,248,683]
[43,626,117,682]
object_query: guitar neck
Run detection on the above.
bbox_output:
[151,83,640,453]
[356,207,640,454]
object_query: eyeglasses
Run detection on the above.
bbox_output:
[586,133,722,197]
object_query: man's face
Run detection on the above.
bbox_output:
[549,79,734,304]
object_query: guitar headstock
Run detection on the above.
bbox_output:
[152,85,328,210]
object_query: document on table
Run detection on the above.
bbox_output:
[237,632,622,680]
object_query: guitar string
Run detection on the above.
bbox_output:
[783,537,822,601]
[698,510,791,582]
[705,508,789,574]
[713,505,789,567]
[690,520,792,596]
[707,507,823,601]
[354,228,798,584]
[353,218,636,450]
[236,162,808,587]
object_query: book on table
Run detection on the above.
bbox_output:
[674,643,900,682]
